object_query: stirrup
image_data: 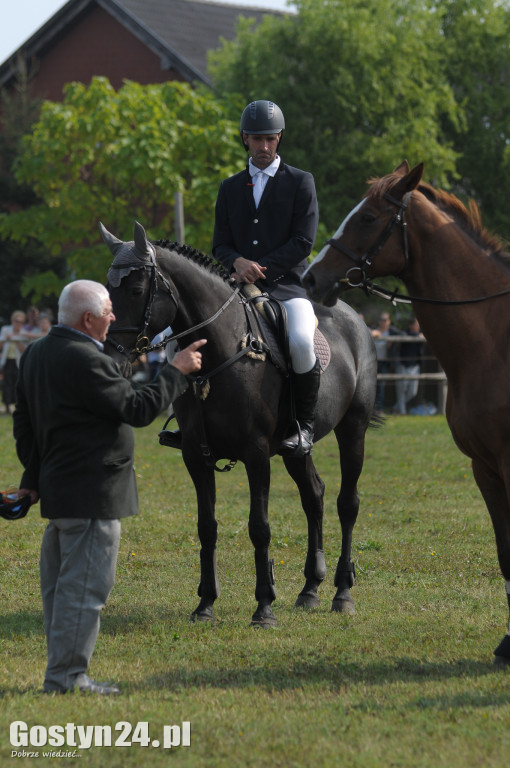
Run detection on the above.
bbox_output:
[278,423,314,457]
[158,429,182,449]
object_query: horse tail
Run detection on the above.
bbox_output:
[369,411,386,430]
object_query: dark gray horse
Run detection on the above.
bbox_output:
[102,222,377,627]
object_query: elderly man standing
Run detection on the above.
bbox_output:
[13,279,205,695]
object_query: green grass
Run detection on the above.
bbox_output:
[0,414,509,767]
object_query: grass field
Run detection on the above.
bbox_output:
[0,414,509,767]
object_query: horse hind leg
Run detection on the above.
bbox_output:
[283,454,327,609]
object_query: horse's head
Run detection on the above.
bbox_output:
[302,161,424,306]
[101,221,178,374]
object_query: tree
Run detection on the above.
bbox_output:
[0,78,244,298]
[209,0,462,240]
[437,0,510,238]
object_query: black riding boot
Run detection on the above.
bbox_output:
[279,360,320,457]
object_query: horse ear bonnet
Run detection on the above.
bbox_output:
[101,221,155,287]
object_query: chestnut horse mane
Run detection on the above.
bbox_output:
[367,173,510,265]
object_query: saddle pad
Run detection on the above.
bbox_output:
[256,312,331,374]
[314,327,331,373]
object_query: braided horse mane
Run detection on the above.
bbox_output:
[153,240,234,284]
[366,172,510,266]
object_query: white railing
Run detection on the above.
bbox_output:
[374,335,447,414]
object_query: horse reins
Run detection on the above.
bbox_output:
[106,260,243,357]
[106,260,271,472]
[326,191,510,306]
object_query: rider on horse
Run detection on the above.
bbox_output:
[213,100,320,456]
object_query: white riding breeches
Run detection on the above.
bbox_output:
[282,297,317,374]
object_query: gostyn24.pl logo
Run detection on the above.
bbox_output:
[10,720,191,753]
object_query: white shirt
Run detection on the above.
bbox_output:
[249,156,280,207]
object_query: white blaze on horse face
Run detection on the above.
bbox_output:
[307,199,367,271]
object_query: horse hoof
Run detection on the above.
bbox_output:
[190,606,215,624]
[331,597,356,615]
[250,606,277,629]
[493,655,510,668]
[294,592,321,609]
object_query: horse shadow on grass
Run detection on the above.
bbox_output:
[101,608,509,704]
[1,608,508,707]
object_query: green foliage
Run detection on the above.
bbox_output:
[0,78,244,294]
[436,0,510,237]
[1,416,509,766]
[210,0,462,231]
[4,0,510,306]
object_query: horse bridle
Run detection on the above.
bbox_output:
[326,191,412,292]
[106,258,177,356]
[106,259,243,358]
[324,190,510,306]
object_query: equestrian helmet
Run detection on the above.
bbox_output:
[0,490,32,521]
[240,100,285,149]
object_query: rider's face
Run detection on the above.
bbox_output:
[243,132,281,169]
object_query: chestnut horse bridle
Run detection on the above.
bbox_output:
[324,191,510,306]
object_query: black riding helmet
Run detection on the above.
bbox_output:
[0,490,32,521]
[240,100,285,151]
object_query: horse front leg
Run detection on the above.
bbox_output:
[283,454,326,609]
[330,416,368,615]
[245,452,276,628]
[472,458,510,666]
[186,458,219,624]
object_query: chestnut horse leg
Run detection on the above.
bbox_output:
[282,454,326,609]
[472,458,510,664]
[245,450,277,628]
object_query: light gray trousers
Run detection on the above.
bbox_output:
[40,518,121,692]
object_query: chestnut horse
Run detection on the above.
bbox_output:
[101,222,377,627]
[303,160,510,664]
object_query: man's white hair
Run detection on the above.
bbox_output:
[58,280,110,326]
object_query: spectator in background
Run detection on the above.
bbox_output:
[370,312,400,413]
[0,311,29,414]
[148,329,171,381]
[394,317,424,415]
[36,313,53,337]
[23,306,41,340]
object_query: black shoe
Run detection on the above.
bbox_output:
[158,429,182,449]
[279,425,314,456]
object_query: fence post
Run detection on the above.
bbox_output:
[174,192,185,243]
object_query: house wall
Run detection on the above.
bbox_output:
[28,4,183,101]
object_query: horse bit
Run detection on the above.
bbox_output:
[326,191,412,303]
[325,191,510,307]
[105,258,268,473]
[106,259,242,357]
